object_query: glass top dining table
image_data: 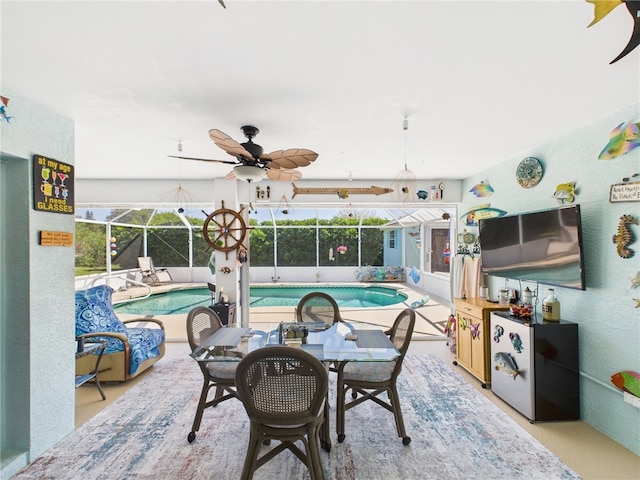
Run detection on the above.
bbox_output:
[189,321,400,364]
[189,321,400,452]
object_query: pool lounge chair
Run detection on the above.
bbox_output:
[138,256,173,285]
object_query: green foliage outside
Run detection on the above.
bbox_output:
[76,209,388,274]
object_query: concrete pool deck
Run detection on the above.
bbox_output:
[112,282,451,342]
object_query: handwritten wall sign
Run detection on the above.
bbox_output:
[40,231,74,247]
[610,182,640,203]
[33,154,74,214]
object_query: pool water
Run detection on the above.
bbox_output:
[113,285,408,315]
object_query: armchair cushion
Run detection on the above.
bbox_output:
[75,285,165,376]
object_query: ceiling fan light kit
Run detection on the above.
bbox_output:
[233,165,267,183]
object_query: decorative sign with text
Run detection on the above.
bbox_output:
[33,154,74,214]
[610,182,640,203]
[39,231,74,247]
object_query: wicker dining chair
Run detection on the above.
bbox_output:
[295,291,342,327]
[186,306,239,443]
[235,346,328,480]
[336,308,416,445]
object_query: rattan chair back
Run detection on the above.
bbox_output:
[296,291,341,327]
[235,346,328,479]
[388,308,415,375]
[186,306,223,350]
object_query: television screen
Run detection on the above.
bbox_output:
[478,205,586,290]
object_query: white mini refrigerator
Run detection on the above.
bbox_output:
[490,312,580,422]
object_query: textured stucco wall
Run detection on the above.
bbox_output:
[0,86,75,473]
[459,103,640,454]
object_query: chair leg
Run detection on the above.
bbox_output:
[308,424,326,480]
[188,379,213,443]
[388,382,411,445]
[241,424,262,480]
[336,381,347,442]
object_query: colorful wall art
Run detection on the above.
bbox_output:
[586,0,640,64]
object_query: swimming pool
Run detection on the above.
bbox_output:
[113,285,408,315]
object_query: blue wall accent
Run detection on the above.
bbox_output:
[383,228,403,266]
[0,86,76,478]
[459,103,640,455]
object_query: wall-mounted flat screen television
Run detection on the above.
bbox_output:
[478,204,586,290]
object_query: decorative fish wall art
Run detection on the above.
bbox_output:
[611,370,640,398]
[291,183,393,199]
[0,96,11,123]
[599,122,640,160]
[493,352,520,380]
[612,214,638,258]
[586,0,640,64]
[460,204,507,226]
[553,182,576,204]
[469,180,494,197]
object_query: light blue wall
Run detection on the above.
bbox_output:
[383,229,403,266]
[0,86,75,478]
[459,103,640,455]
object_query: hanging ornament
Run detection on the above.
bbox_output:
[278,194,292,215]
[164,149,194,213]
[442,241,451,265]
[391,116,416,204]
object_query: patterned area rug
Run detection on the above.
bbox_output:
[14,355,580,479]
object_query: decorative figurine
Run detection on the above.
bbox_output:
[613,214,638,258]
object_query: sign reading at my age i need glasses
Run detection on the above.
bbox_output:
[33,154,74,214]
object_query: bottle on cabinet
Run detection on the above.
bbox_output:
[522,287,533,306]
[542,288,560,321]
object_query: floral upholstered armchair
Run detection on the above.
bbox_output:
[75,285,166,382]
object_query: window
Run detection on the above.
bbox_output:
[389,230,396,249]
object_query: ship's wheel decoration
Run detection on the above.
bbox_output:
[203,201,249,259]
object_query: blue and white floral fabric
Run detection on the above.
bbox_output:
[75,285,165,375]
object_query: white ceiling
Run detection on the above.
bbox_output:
[2,1,638,183]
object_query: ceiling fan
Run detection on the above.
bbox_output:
[169,125,318,182]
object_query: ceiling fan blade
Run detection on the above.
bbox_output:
[266,168,302,181]
[209,129,254,159]
[224,169,236,180]
[168,155,238,165]
[262,148,318,169]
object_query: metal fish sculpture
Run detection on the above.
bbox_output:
[553,182,576,204]
[586,0,640,64]
[460,204,507,226]
[494,352,520,380]
[416,190,429,200]
[0,96,12,123]
[599,122,640,160]
[611,370,640,398]
[469,180,494,197]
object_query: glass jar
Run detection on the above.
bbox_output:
[542,288,561,321]
[498,289,509,305]
[522,287,533,305]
